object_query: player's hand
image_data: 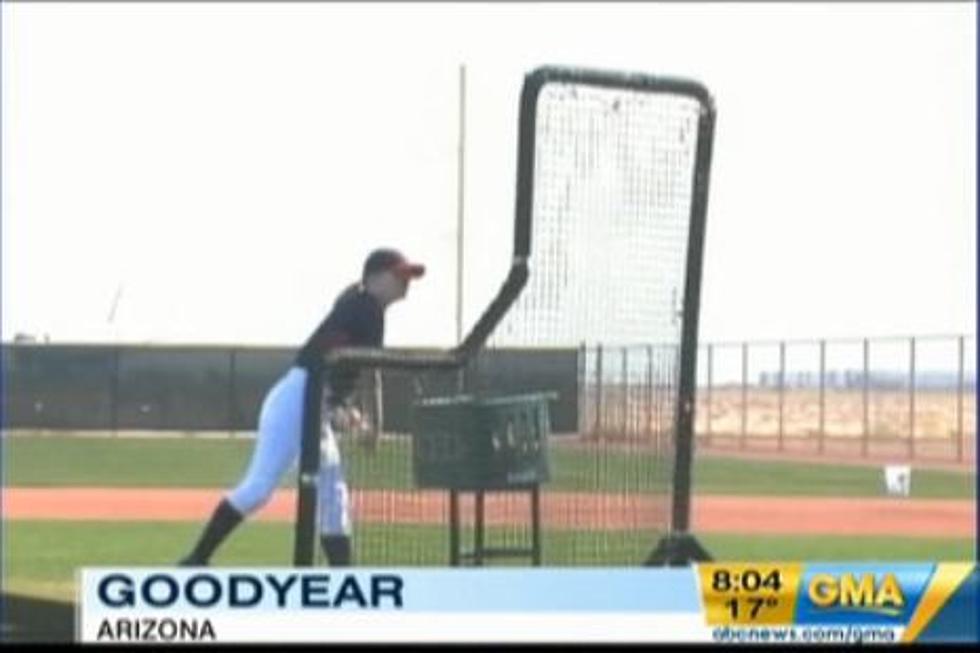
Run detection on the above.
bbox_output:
[330,406,379,452]
[330,405,368,433]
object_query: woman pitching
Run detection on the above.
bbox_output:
[179,248,425,566]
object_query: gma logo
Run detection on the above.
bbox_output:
[807,573,906,616]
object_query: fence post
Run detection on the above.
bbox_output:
[594,344,604,439]
[456,367,466,396]
[818,340,826,454]
[228,349,237,438]
[778,341,786,451]
[862,338,870,458]
[740,342,748,450]
[706,343,713,446]
[621,348,629,439]
[578,342,587,439]
[647,345,655,440]
[110,346,121,435]
[373,368,384,438]
[957,336,965,462]
[909,336,916,459]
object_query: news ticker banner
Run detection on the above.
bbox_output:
[78,563,978,644]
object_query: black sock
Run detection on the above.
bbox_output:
[320,535,352,567]
[182,499,244,565]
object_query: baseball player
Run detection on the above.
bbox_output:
[178,248,425,567]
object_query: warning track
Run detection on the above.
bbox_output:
[3,489,973,537]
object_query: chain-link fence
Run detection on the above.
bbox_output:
[691,336,975,462]
[1,344,296,432]
[4,335,975,463]
[0,344,578,435]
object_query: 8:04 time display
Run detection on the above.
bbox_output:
[698,564,802,626]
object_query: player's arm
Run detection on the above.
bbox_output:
[314,303,365,409]
[321,297,380,445]
[336,299,382,451]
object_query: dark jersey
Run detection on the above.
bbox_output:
[295,284,384,406]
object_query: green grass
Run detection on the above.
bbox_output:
[3,435,974,498]
[0,435,671,493]
[2,435,263,489]
[4,520,973,603]
[692,456,976,498]
[700,533,976,562]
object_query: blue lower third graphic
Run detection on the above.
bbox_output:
[82,569,704,614]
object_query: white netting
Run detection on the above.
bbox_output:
[492,82,702,348]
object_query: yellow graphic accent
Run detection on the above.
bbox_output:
[698,563,802,626]
[902,563,974,643]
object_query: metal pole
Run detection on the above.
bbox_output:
[293,366,325,566]
[622,348,629,439]
[454,65,467,396]
[862,338,870,458]
[228,349,237,438]
[957,336,965,462]
[578,342,587,438]
[778,341,785,451]
[594,344,604,438]
[110,346,121,435]
[818,340,826,454]
[373,368,384,444]
[531,485,542,566]
[455,63,466,346]
[740,342,748,449]
[647,345,655,439]
[909,336,916,459]
[474,491,485,566]
[706,343,713,445]
[449,490,460,567]
[107,280,125,433]
[661,101,715,546]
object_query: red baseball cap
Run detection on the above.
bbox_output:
[363,248,426,280]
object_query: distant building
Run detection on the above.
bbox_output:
[751,367,975,391]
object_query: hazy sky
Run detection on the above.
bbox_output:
[2,2,976,349]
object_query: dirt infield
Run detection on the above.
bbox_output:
[3,488,974,537]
